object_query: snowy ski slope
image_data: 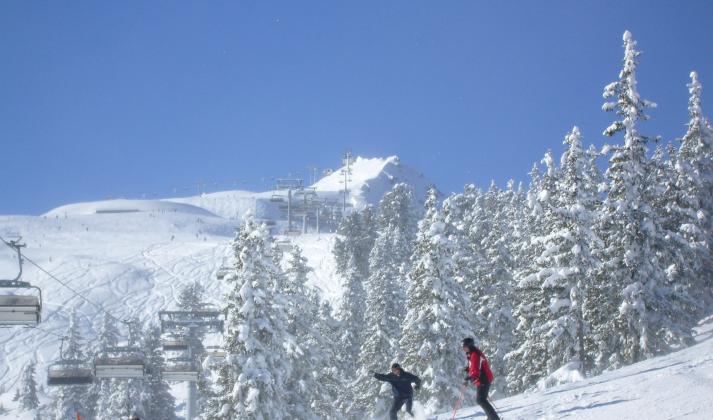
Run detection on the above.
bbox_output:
[0,156,427,418]
[0,206,340,419]
[431,315,713,420]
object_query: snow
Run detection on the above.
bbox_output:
[536,360,585,390]
[1,156,423,418]
[0,209,339,418]
[432,315,713,419]
[312,155,432,209]
[44,198,218,218]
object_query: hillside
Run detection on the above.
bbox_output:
[0,155,430,418]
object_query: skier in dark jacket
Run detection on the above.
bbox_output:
[462,337,500,420]
[373,363,422,420]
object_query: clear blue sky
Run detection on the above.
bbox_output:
[1,1,712,215]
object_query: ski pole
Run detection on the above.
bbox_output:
[451,383,466,420]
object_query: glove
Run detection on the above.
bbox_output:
[463,376,472,386]
[415,385,421,391]
[463,367,469,373]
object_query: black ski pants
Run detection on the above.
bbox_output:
[476,383,500,420]
[390,395,413,420]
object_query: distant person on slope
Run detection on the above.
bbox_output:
[373,363,422,420]
[462,337,500,420]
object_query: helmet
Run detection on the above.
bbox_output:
[462,337,475,348]
[391,363,401,370]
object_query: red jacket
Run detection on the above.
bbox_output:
[467,348,494,386]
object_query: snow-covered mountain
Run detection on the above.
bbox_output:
[0,155,430,419]
[312,155,432,209]
[166,155,432,221]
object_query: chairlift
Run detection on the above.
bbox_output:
[0,240,42,326]
[162,361,199,382]
[94,347,145,379]
[270,194,286,203]
[47,360,94,386]
[203,346,227,364]
[216,266,231,280]
[275,238,293,252]
[159,308,224,333]
[162,333,190,351]
[47,338,94,386]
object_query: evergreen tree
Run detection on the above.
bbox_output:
[202,215,290,419]
[677,71,713,306]
[20,361,39,411]
[399,188,472,413]
[507,152,560,393]
[93,313,120,420]
[352,184,416,417]
[508,128,602,391]
[95,319,150,420]
[51,308,89,419]
[473,182,517,394]
[280,245,334,419]
[143,326,177,420]
[594,30,665,368]
[332,208,376,414]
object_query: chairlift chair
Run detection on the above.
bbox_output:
[47,360,94,386]
[94,347,145,379]
[275,239,293,252]
[216,266,231,280]
[203,346,227,365]
[270,194,286,203]
[159,309,224,334]
[0,240,42,326]
[162,333,190,351]
[162,362,199,382]
[47,337,94,386]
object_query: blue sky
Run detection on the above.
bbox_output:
[1,1,712,215]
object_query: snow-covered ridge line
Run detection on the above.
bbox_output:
[43,198,220,218]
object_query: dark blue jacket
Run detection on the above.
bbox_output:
[374,371,421,398]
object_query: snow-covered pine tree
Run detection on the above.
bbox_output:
[333,207,376,359]
[280,245,334,419]
[352,183,416,417]
[51,308,89,419]
[645,145,700,347]
[202,215,290,419]
[93,313,120,420]
[508,128,602,391]
[142,325,177,420]
[332,208,377,414]
[399,187,472,413]
[507,152,560,393]
[472,182,517,394]
[445,184,485,319]
[95,319,150,420]
[677,71,713,306]
[594,30,664,368]
[177,280,207,311]
[19,361,39,411]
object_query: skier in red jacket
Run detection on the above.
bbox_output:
[462,337,500,420]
